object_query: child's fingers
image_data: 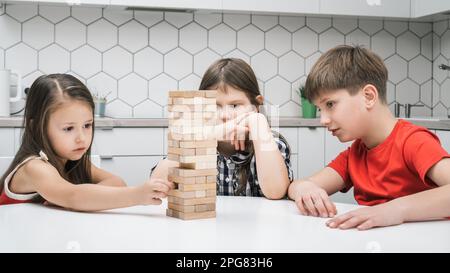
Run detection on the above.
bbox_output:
[303,196,319,217]
[239,140,245,151]
[357,219,377,231]
[152,181,170,193]
[153,191,167,199]
[295,198,307,216]
[234,112,251,124]
[165,181,176,190]
[326,212,353,228]
[337,216,365,230]
[149,198,162,205]
[311,195,329,218]
[234,138,240,151]
[320,192,337,217]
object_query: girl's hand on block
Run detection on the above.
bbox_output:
[139,178,175,205]
[326,203,404,231]
[294,180,337,218]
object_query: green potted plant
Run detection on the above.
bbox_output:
[297,85,317,118]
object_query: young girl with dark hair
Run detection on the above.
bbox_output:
[152,58,293,199]
[0,74,173,211]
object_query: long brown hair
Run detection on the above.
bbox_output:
[0,74,95,198]
[199,58,289,195]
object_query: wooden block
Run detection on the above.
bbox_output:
[168,147,196,156]
[168,196,216,206]
[205,91,217,98]
[178,182,216,191]
[195,203,216,212]
[168,97,173,105]
[169,91,206,98]
[168,91,207,98]
[195,176,206,183]
[179,154,217,163]
[167,140,179,148]
[168,189,206,198]
[167,104,201,112]
[179,140,217,148]
[206,175,216,183]
[206,189,216,197]
[168,203,195,213]
[169,111,215,120]
[168,203,215,213]
[168,90,217,98]
[169,118,206,127]
[180,161,217,170]
[195,148,216,155]
[167,153,179,161]
[169,167,217,177]
[168,174,196,184]
[166,208,216,220]
[168,132,209,141]
[168,111,183,119]
[171,97,216,105]
[170,125,214,135]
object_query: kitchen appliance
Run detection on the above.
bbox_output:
[0,69,22,117]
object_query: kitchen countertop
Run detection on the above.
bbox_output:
[1,116,450,130]
[0,196,449,252]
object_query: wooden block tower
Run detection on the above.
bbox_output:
[166,91,218,220]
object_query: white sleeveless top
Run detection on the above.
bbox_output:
[3,151,49,201]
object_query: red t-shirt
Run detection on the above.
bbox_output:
[328,119,450,206]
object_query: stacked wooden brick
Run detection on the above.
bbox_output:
[166,91,217,220]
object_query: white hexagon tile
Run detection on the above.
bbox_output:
[55,18,86,51]
[0,3,449,118]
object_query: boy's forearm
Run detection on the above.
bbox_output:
[66,184,142,212]
[390,184,450,221]
[251,116,290,199]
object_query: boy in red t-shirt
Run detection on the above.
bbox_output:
[288,45,450,230]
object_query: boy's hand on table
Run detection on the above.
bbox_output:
[294,180,337,218]
[326,203,405,230]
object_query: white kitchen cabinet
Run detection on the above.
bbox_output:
[109,0,221,11]
[436,130,450,153]
[100,155,162,186]
[0,128,15,156]
[320,0,411,18]
[0,157,13,176]
[298,127,324,179]
[13,128,23,154]
[411,0,450,18]
[222,0,319,15]
[92,128,164,157]
[3,0,109,5]
[277,127,298,155]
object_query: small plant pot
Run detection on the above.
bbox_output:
[301,97,317,118]
[94,99,106,117]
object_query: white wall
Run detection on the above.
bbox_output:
[0,3,444,118]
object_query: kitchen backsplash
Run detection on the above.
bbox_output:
[0,3,449,118]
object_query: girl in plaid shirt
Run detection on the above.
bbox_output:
[152,58,293,199]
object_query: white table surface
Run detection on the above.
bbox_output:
[1,196,449,253]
